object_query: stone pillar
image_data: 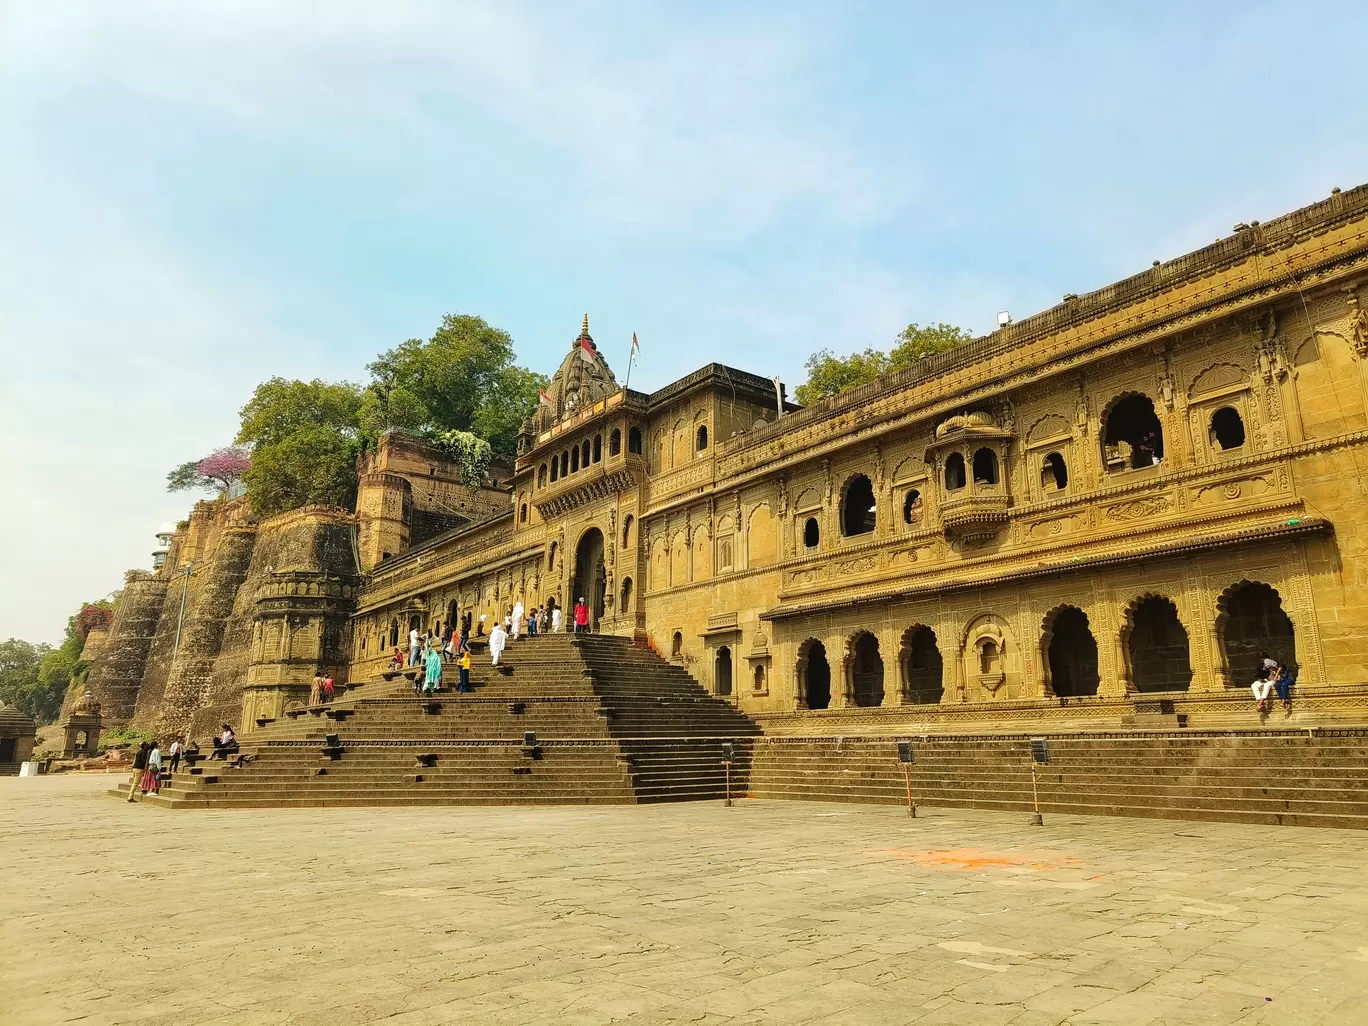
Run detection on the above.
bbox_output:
[1097,632,1133,698]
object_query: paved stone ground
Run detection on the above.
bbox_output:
[3,775,1368,1026]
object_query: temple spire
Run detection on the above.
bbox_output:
[581,313,590,336]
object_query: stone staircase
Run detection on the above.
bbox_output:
[744,731,1368,830]
[117,633,758,809]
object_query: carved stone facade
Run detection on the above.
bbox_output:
[354,185,1368,733]
[85,184,1368,739]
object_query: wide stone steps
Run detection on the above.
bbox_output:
[121,635,759,808]
[742,734,1368,828]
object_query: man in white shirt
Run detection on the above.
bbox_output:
[409,627,420,667]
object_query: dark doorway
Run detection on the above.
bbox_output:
[972,447,999,484]
[802,640,831,710]
[901,626,943,704]
[841,476,876,536]
[715,645,733,696]
[1128,596,1192,692]
[0,738,15,763]
[944,453,966,490]
[1221,581,1296,684]
[1104,394,1164,470]
[572,528,607,626]
[1047,606,1100,697]
[850,632,884,707]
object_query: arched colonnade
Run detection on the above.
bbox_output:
[791,579,1299,709]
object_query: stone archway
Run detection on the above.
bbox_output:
[798,639,831,710]
[1125,595,1192,692]
[899,625,943,704]
[572,528,607,626]
[1218,580,1296,685]
[848,632,884,707]
[1042,605,1099,697]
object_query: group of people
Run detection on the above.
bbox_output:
[1251,655,1295,714]
[125,736,186,801]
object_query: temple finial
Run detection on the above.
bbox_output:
[582,313,589,335]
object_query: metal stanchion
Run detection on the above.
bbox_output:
[897,739,917,818]
[1029,737,1049,825]
[721,740,734,807]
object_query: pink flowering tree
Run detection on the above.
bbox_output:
[197,447,252,491]
[167,446,252,495]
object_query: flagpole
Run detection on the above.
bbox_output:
[624,333,638,392]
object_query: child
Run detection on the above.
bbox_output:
[458,648,471,693]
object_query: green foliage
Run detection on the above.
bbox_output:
[427,430,493,485]
[794,322,974,405]
[473,364,549,458]
[228,314,543,518]
[889,322,976,364]
[99,727,155,752]
[370,315,516,436]
[166,459,207,493]
[0,638,51,722]
[236,378,365,517]
[368,314,546,458]
[794,348,891,406]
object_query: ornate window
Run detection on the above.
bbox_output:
[944,453,966,490]
[972,447,999,485]
[840,475,876,536]
[803,517,820,548]
[1211,406,1245,450]
[1041,452,1067,490]
[609,428,622,456]
[902,489,923,524]
[628,427,643,454]
[696,425,709,451]
[1103,394,1164,470]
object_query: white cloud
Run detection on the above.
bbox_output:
[3,1,890,234]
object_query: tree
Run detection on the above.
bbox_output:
[167,446,252,495]
[0,639,49,721]
[889,322,976,366]
[0,597,112,725]
[236,378,364,517]
[368,314,545,458]
[472,364,549,459]
[794,322,974,406]
[794,348,891,406]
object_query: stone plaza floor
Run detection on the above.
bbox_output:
[2,775,1367,1026]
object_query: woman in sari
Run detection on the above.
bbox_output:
[423,644,443,694]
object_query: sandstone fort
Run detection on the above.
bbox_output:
[58,183,1368,820]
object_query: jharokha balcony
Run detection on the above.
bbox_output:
[939,487,1011,542]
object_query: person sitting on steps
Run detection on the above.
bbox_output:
[209,724,237,760]
[1273,662,1296,712]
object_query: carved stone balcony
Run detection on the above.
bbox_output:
[939,490,1011,542]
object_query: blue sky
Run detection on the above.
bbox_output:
[2,1,1366,643]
